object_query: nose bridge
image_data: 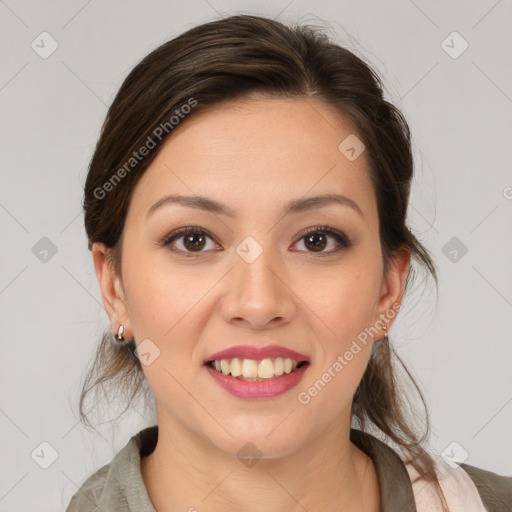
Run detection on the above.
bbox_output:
[221,235,293,326]
[236,236,281,300]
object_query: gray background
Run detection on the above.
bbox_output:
[1,0,511,510]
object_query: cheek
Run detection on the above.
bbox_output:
[297,287,375,415]
[121,252,201,407]
[121,246,218,392]
[123,248,205,339]
[295,257,381,394]
[302,259,382,341]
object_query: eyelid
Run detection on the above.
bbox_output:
[160,225,219,248]
[292,225,352,253]
[161,224,351,255]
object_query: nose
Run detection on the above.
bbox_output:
[220,244,296,329]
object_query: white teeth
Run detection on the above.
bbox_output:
[209,357,304,380]
[230,357,242,377]
[274,357,284,375]
[242,359,258,378]
[220,359,230,375]
[258,358,274,379]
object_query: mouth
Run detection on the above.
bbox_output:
[206,357,310,382]
[203,344,311,399]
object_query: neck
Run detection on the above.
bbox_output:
[141,410,380,512]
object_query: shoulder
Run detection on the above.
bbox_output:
[458,462,512,512]
[66,462,111,510]
[404,453,512,512]
[65,426,158,512]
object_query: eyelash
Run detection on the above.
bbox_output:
[161,224,352,257]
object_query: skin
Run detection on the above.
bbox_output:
[93,95,410,512]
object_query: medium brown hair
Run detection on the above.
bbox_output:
[80,14,447,509]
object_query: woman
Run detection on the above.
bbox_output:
[66,14,511,512]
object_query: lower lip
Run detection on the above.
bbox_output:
[205,363,309,400]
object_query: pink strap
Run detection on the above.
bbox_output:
[404,455,488,511]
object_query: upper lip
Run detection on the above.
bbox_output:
[203,344,310,364]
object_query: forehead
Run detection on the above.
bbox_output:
[127,96,378,226]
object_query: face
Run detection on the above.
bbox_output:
[94,96,409,458]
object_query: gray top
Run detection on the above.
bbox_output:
[66,425,512,511]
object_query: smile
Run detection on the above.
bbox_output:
[205,357,310,400]
[208,357,306,381]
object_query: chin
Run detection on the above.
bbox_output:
[209,424,308,462]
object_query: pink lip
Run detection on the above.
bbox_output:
[203,344,310,364]
[205,363,310,400]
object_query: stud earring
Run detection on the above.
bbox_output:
[376,322,388,342]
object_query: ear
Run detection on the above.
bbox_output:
[374,246,411,334]
[91,242,132,339]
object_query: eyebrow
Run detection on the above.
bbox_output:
[146,193,364,219]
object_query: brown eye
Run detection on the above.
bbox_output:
[183,232,207,251]
[304,232,328,252]
[162,227,218,255]
[294,226,351,254]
